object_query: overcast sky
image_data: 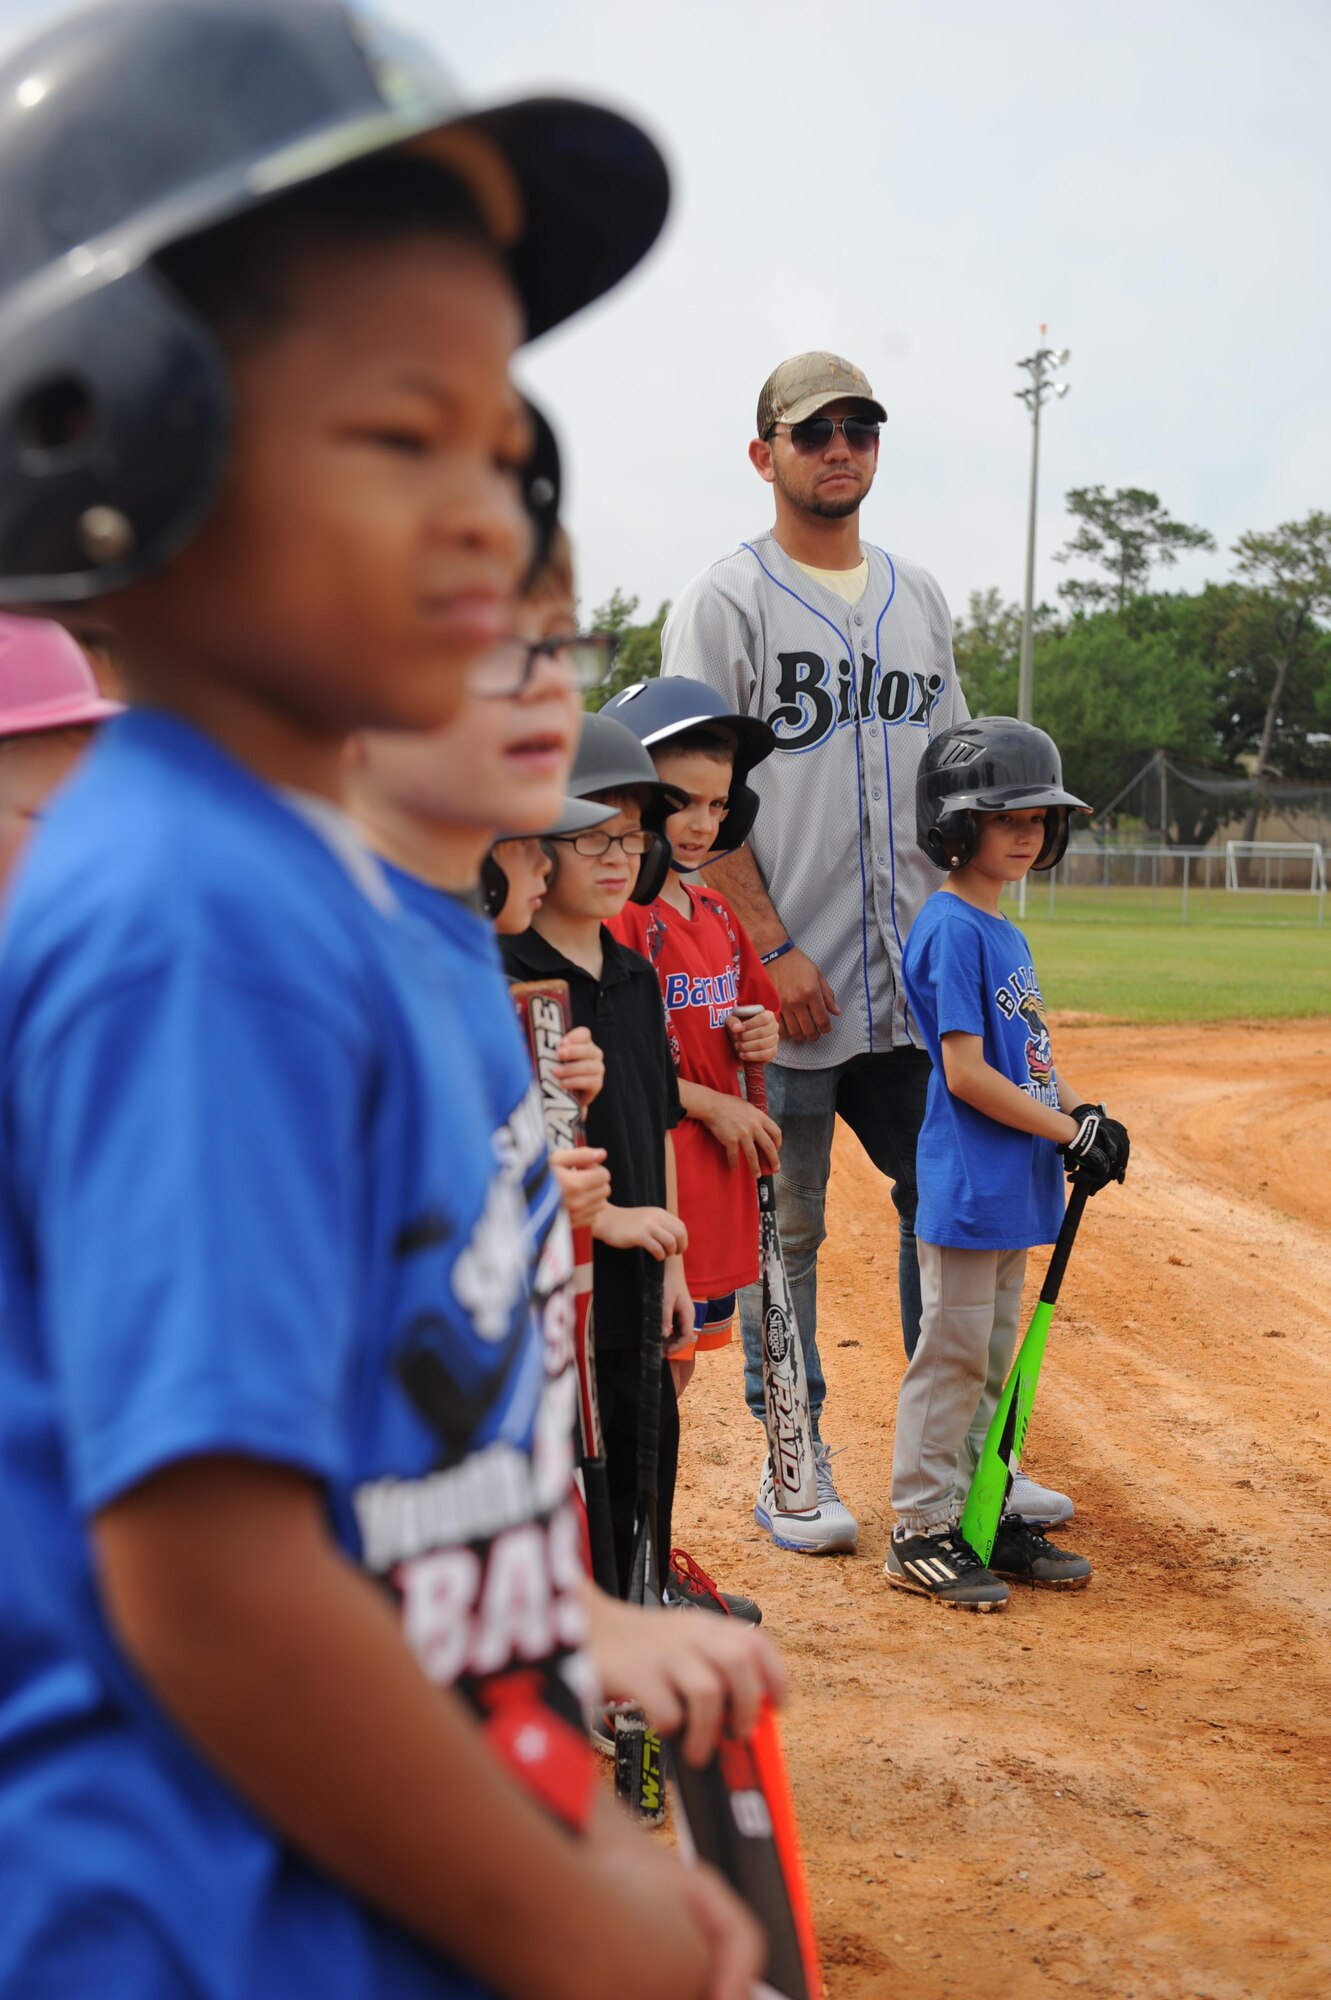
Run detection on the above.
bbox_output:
[5,0,1329,628]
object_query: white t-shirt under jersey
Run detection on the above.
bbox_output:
[792,556,869,606]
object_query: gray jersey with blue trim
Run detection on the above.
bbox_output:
[660,530,968,1068]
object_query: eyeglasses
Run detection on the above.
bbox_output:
[547,828,655,858]
[467,630,618,699]
[766,416,881,455]
[491,835,556,863]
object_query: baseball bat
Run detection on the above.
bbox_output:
[509,980,618,1596]
[609,1044,823,1964]
[736,1018,817,1513]
[670,1701,825,2000]
[614,1255,666,1824]
[959,1180,1090,1565]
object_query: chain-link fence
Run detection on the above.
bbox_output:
[1010,841,1327,927]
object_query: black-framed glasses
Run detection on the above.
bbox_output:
[767,416,880,456]
[547,828,655,858]
[467,629,618,698]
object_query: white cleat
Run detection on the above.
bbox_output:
[754,1441,858,1554]
[1007,1466,1073,1525]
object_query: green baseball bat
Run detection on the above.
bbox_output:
[960,1181,1090,1566]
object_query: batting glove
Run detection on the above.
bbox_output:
[1060,1102,1130,1192]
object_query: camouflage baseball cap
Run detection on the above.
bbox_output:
[756,352,887,438]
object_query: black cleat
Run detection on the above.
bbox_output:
[988,1515,1092,1589]
[664,1548,762,1624]
[884,1526,1009,1611]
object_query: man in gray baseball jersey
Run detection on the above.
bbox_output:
[661,351,1071,1554]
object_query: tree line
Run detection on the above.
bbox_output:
[587,492,1331,841]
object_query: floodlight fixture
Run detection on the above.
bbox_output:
[1014,335,1072,732]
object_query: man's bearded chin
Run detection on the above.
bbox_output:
[805,489,862,520]
[774,463,865,520]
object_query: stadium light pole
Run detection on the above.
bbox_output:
[1015,340,1070,724]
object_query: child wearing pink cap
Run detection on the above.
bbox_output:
[0,614,120,890]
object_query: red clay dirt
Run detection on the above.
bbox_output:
[674,1019,1331,2000]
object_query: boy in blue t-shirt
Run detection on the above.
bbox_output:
[887,719,1130,1613]
[0,8,766,1999]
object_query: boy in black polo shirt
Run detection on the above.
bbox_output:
[502,714,690,1596]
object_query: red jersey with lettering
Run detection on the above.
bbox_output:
[612,885,778,1298]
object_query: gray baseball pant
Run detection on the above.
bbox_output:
[890,1240,1027,1534]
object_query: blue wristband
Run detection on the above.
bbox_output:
[760,939,796,966]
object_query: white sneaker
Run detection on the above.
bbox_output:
[754,1441,858,1554]
[1008,1466,1073,1525]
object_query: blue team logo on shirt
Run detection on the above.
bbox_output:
[663,965,739,1029]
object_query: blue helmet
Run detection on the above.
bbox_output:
[602,676,775,857]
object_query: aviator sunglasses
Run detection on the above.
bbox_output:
[765,415,881,455]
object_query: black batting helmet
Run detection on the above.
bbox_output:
[918,717,1091,873]
[559,711,686,904]
[601,676,775,858]
[0,0,669,604]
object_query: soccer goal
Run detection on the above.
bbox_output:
[1224,840,1327,894]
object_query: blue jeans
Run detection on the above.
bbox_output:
[740,1048,931,1435]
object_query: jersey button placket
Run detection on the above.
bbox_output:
[867,641,896,1021]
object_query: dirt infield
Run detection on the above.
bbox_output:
[674,1019,1331,2000]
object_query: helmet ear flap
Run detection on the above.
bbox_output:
[1033,806,1070,871]
[479,850,509,919]
[630,830,672,904]
[519,401,561,587]
[927,810,976,872]
[717,782,759,852]
[0,272,230,602]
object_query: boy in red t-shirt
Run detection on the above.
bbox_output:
[605,679,781,1370]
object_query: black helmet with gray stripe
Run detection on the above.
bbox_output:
[918,717,1091,873]
[561,710,685,904]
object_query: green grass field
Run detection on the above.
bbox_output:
[1010,890,1330,1022]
